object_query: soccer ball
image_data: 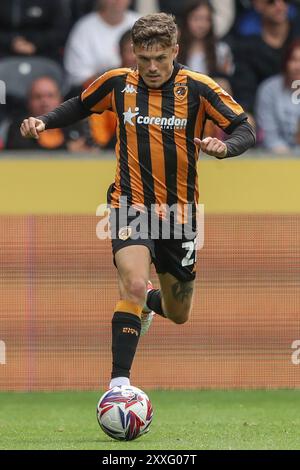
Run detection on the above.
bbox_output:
[96,385,153,441]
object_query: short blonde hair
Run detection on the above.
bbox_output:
[131,13,178,49]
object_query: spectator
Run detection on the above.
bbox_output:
[210,0,236,38]
[64,0,139,87]
[255,39,300,153]
[70,0,97,22]
[0,0,70,61]
[118,28,137,68]
[88,29,137,149]
[158,0,187,17]
[230,0,300,37]
[177,0,235,77]
[159,0,235,38]
[5,77,90,151]
[232,0,300,113]
[70,0,137,22]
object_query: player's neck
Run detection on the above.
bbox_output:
[166,65,174,82]
[160,64,175,87]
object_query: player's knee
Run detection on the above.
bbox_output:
[163,301,191,325]
[122,278,147,305]
[172,316,189,325]
[168,312,190,325]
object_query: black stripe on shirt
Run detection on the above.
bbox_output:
[82,75,121,111]
[136,77,155,206]
[186,76,198,204]
[198,81,245,129]
[114,74,132,205]
[161,88,177,207]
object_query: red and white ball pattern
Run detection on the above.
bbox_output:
[96,385,154,441]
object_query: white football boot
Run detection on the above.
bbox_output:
[140,280,156,337]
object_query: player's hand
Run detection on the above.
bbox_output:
[20,117,46,140]
[194,137,227,158]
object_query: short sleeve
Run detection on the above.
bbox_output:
[199,76,247,134]
[81,69,127,114]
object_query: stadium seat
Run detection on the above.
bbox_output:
[0,56,68,101]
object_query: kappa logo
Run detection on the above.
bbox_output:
[121,84,137,94]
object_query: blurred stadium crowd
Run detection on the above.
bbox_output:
[0,0,300,154]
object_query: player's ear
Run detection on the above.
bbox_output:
[173,44,179,59]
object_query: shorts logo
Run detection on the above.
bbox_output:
[174,84,188,101]
[122,84,137,94]
[118,226,132,240]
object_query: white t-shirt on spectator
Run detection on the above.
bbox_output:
[64,11,139,86]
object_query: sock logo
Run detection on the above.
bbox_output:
[122,327,139,336]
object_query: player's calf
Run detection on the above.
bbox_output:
[145,288,191,324]
[163,306,191,325]
[157,274,194,325]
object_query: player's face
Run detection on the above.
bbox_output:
[134,43,179,89]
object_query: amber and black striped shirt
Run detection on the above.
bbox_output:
[80,62,247,209]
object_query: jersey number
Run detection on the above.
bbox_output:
[181,240,197,267]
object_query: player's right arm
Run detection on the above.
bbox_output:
[20,96,91,140]
[20,69,124,139]
[20,117,46,140]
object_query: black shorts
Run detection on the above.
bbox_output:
[109,206,197,283]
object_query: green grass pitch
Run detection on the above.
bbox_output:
[0,390,300,450]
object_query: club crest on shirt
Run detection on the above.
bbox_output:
[174,84,188,101]
[118,226,132,240]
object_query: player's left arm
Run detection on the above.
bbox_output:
[194,78,256,158]
[194,120,256,159]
